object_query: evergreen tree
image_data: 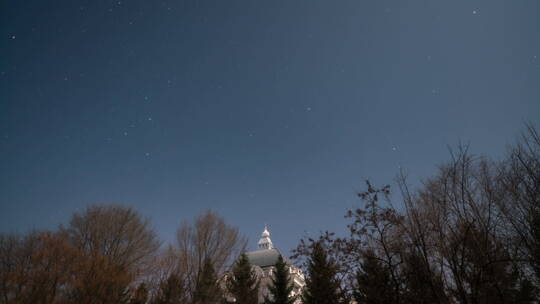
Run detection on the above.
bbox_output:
[152,273,186,304]
[193,257,222,304]
[225,253,260,304]
[400,251,447,304]
[264,255,295,304]
[130,283,149,304]
[353,250,395,304]
[514,278,537,304]
[302,242,341,304]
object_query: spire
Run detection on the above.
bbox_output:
[258,225,273,250]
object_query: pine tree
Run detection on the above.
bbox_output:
[353,250,395,304]
[302,242,341,304]
[152,273,186,304]
[264,255,295,304]
[193,257,222,304]
[225,253,260,304]
[130,283,149,304]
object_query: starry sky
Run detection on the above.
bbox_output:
[1,0,539,254]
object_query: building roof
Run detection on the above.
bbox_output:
[246,248,284,268]
[247,226,292,268]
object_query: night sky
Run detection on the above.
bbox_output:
[1,0,539,254]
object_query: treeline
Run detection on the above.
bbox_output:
[1,125,539,304]
[293,125,540,304]
[0,208,252,304]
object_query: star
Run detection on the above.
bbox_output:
[472,10,477,14]
[10,35,16,40]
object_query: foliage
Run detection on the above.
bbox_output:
[152,273,186,304]
[130,283,149,304]
[192,257,222,304]
[302,242,342,304]
[353,249,395,304]
[1,124,539,304]
[264,255,295,304]
[0,231,78,304]
[292,125,540,304]
[224,253,260,304]
[175,210,247,301]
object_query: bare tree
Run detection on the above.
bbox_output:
[498,124,540,284]
[145,245,188,303]
[401,147,529,303]
[293,137,538,304]
[174,210,247,302]
[292,183,403,303]
[61,204,161,303]
[62,204,160,271]
[0,231,78,304]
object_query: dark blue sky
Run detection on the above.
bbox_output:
[1,0,539,253]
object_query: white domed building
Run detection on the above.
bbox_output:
[245,226,305,303]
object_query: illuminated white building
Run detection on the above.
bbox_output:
[245,226,305,303]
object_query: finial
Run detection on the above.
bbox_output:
[258,225,273,250]
[262,225,270,237]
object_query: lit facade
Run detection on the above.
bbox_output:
[245,227,305,304]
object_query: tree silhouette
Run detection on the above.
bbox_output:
[264,255,295,304]
[193,257,222,304]
[302,242,341,304]
[353,249,395,304]
[225,253,260,304]
[152,273,186,304]
[130,283,149,304]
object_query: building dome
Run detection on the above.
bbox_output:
[246,248,282,267]
[257,226,273,250]
[243,226,305,304]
